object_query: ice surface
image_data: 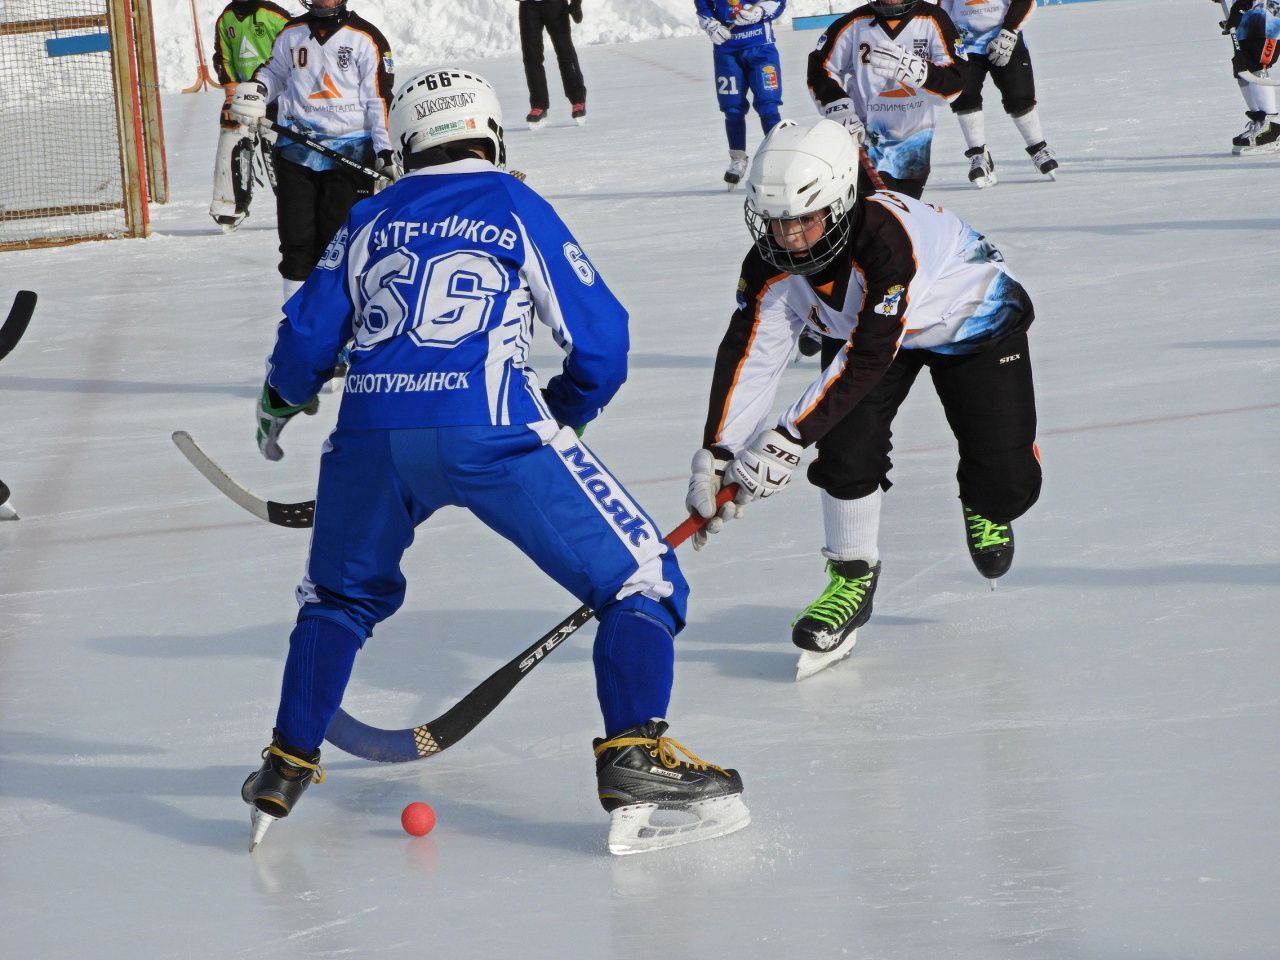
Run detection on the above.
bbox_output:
[2,2,1278,958]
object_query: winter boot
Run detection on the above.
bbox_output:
[792,559,880,653]
[965,145,997,188]
[724,149,749,189]
[241,733,324,850]
[1025,140,1058,178]
[963,505,1015,581]
[594,720,749,854]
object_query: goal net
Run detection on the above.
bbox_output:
[0,0,162,250]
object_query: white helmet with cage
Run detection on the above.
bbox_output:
[388,68,506,169]
[743,118,860,276]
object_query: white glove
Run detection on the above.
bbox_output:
[229,81,269,127]
[725,428,803,504]
[986,29,1018,67]
[733,3,765,25]
[821,98,866,143]
[686,448,741,551]
[869,41,929,87]
[700,17,732,44]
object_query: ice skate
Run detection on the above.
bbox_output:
[594,720,749,855]
[209,198,247,233]
[571,102,586,126]
[526,107,548,129]
[1233,113,1280,155]
[963,505,1014,586]
[241,735,324,851]
[724,150,749,190]
[965,146,997,188]
[0,479,17,521]
[791,559,880,680]
[1024,140,1058,179]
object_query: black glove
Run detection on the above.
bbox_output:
[568,0,583,24]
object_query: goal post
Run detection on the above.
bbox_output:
[0,0,167,251]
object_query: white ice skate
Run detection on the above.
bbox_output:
[966,147,997,189]
[724,151,749,191]
[1026,141,1058,180]
[606,793,752,856]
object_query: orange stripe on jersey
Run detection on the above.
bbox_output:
[1264,38,1277,68]
[712,273,789,444]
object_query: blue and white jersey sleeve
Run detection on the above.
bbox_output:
[510,188,629,430]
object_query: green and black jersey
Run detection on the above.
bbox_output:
[212,0,292,84]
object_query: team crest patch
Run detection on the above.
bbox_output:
[873,284,904,316]
[762,64,779,92]
[912,39,929,58]
[337,45,352,70]
[383,55,395,73]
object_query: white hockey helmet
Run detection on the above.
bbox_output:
[389,68,506,169]
[744,118,860,276]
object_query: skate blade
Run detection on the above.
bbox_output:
[1237,142,1280,156]
[607,795,751,856]
[0,504,18,521]
[249,808,278,851]
[574,117,586,127]
[972,175,997,189]
[795,630,857,681]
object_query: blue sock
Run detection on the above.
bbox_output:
[275,617,363,753]
[725,115,748,153]
[593,604,674,737]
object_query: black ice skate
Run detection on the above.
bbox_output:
[1024,140,1058,179]
[593,720,750,855]
[1233,112,1280,155]
[963,505,1015,585]
[571,102,586,126]
[791,559,880,680]
[526,107,548,129]
[241,734,324,850]
[965,146,997,188]
[0,478,17,521]
[797,327,823,358]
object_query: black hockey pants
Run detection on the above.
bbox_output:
[858,166,926,200]
[519,0,586,109]
[273,155,373,282]
[951,34,1037,118]
[808,325,1042,524]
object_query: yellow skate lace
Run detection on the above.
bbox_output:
[594,732,726,775]
[265,743,326,784]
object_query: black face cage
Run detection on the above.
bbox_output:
[869,0,918,17]
[745,206,852,277]
[302,0,347,18]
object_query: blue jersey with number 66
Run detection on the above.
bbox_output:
[266,158,628,434]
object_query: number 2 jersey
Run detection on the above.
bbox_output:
[253,11,393,171]
[807,3,963,180]
[703,192,1033,451]
[266,158,629,436]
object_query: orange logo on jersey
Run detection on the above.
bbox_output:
[963,0,988,5]
[879,83,917,98]
[307,72,342,100]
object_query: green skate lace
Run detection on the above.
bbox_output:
[792,563,872,629]
[967,511,1011,550]
[593,732,726,774]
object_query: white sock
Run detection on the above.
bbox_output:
[282,278,304,305]
[1012,108,1045,148]
[821,489,881,564]
[956,111,986,152]
[1242,78,1278,114]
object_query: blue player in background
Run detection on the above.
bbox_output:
[695,0,787,188]
[241,68,749,856]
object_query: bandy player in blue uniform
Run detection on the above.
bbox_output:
[241,69,748,856]
[695,0,787,187]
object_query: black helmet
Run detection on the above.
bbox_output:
[869,0,919,16]
[301,0,348,19]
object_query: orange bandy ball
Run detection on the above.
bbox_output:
[401,801,436,837]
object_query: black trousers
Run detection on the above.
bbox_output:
[274,155,373,281]
[951,34,1037,117]
[808,327,1042,524]
[519,0,586,109]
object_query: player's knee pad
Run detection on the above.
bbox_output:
[807,458,891,502]
[953,91,984,114]
[1004,97,1037,118]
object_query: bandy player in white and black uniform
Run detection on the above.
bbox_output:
[938,0,1057,186]
[1218,0,1280,154]
[687,119,1041,678]
[230,0,394,304]
[807,0,963,199]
